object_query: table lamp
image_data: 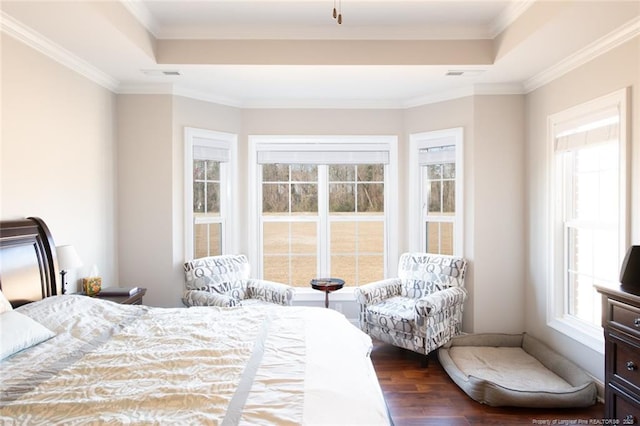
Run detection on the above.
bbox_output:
[57,245,83,294]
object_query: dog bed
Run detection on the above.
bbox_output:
[437,333,597,408]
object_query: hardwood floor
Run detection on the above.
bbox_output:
[369,341,605,425]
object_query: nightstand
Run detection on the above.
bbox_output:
[92,288,147,305]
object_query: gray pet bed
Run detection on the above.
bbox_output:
[437,333,597,408]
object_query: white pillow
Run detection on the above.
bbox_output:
[0,310,56,360]
[0,290,13,314]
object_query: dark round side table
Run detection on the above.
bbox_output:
[310,277,345,308]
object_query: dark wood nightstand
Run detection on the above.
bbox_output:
[92,288,147,305]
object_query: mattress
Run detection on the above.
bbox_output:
[0,295,390,425]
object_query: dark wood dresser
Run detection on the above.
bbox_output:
[596,284,640,423]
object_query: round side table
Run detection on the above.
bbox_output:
[310,277,345,308]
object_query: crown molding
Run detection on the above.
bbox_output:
[524,16,640,93]
[240,98,406,110]
[403,83,525,109]
[473,83,525,95]
[0,11,119,91]
[118,81,526,110]
[404,86,475,109]
[116,82,175,96]
[120,0,159,38]
[116,83,246,108]
[489,0,535,39]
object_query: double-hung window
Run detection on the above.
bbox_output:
[184,127,237,260]
[549,89,628,351]
[409,128,464,255]
[249,136,398,290]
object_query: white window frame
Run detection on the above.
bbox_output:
[547,88,629,352]
[248,135,398,300]
[409,128,464,255]
[184,127,238,260]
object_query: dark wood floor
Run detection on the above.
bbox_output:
[369,341,605,425]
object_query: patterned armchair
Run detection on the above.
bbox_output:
[182,254,294,307]
[355,253,468,357]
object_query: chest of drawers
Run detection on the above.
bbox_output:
[597,284,640,423]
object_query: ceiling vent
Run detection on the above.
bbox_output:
[142,69,181,77]
[446,70,485,77]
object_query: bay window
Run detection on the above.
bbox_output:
[184,127,237,260]
[409,128,464,255]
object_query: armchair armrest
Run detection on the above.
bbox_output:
[182,290,239,307]
[415,286,467,316]
[247,279,295,306]
[354,278,402,305]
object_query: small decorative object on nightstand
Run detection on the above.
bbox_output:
[94,287,146,305]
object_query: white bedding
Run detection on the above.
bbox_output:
[0,296,390,425]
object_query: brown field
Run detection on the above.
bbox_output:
[262,220,384,287]
[195,218,454,287]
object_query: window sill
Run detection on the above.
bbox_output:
[292,287,357,302]
[548,315,604,354]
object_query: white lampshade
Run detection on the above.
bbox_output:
[57,245,83,271]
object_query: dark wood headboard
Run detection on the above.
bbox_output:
[0,217,59,307]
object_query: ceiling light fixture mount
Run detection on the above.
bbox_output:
[332,0,342,24]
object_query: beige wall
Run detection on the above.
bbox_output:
[525,35,640,382]
[473,95,526,333]
[1,35,117,293]
[116,94,176,307]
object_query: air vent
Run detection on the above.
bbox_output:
[446,70,485,77]
[141,69,181,77]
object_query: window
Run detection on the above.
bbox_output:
[184,128,237,260]
[549,89,628,351]
[409,128,464,255]
[249,136,398,290]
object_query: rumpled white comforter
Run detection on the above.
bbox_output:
[0,295,389,425]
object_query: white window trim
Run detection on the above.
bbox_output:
[547,88,629,353]
[248,135,398,301]
[184,127,238,260]
[409,128,464,255]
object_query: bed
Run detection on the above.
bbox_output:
[0,217,391,425]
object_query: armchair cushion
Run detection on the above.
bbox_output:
[399,253,467,298]
[246,279,294,306]
[184,255,252,300]
[354,278,402,305]
[182,290,239,307]
[362,296,416,334]
[415,287,467,316]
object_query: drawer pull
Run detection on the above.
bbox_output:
[634,318,640,327]
[626,361,637,371]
